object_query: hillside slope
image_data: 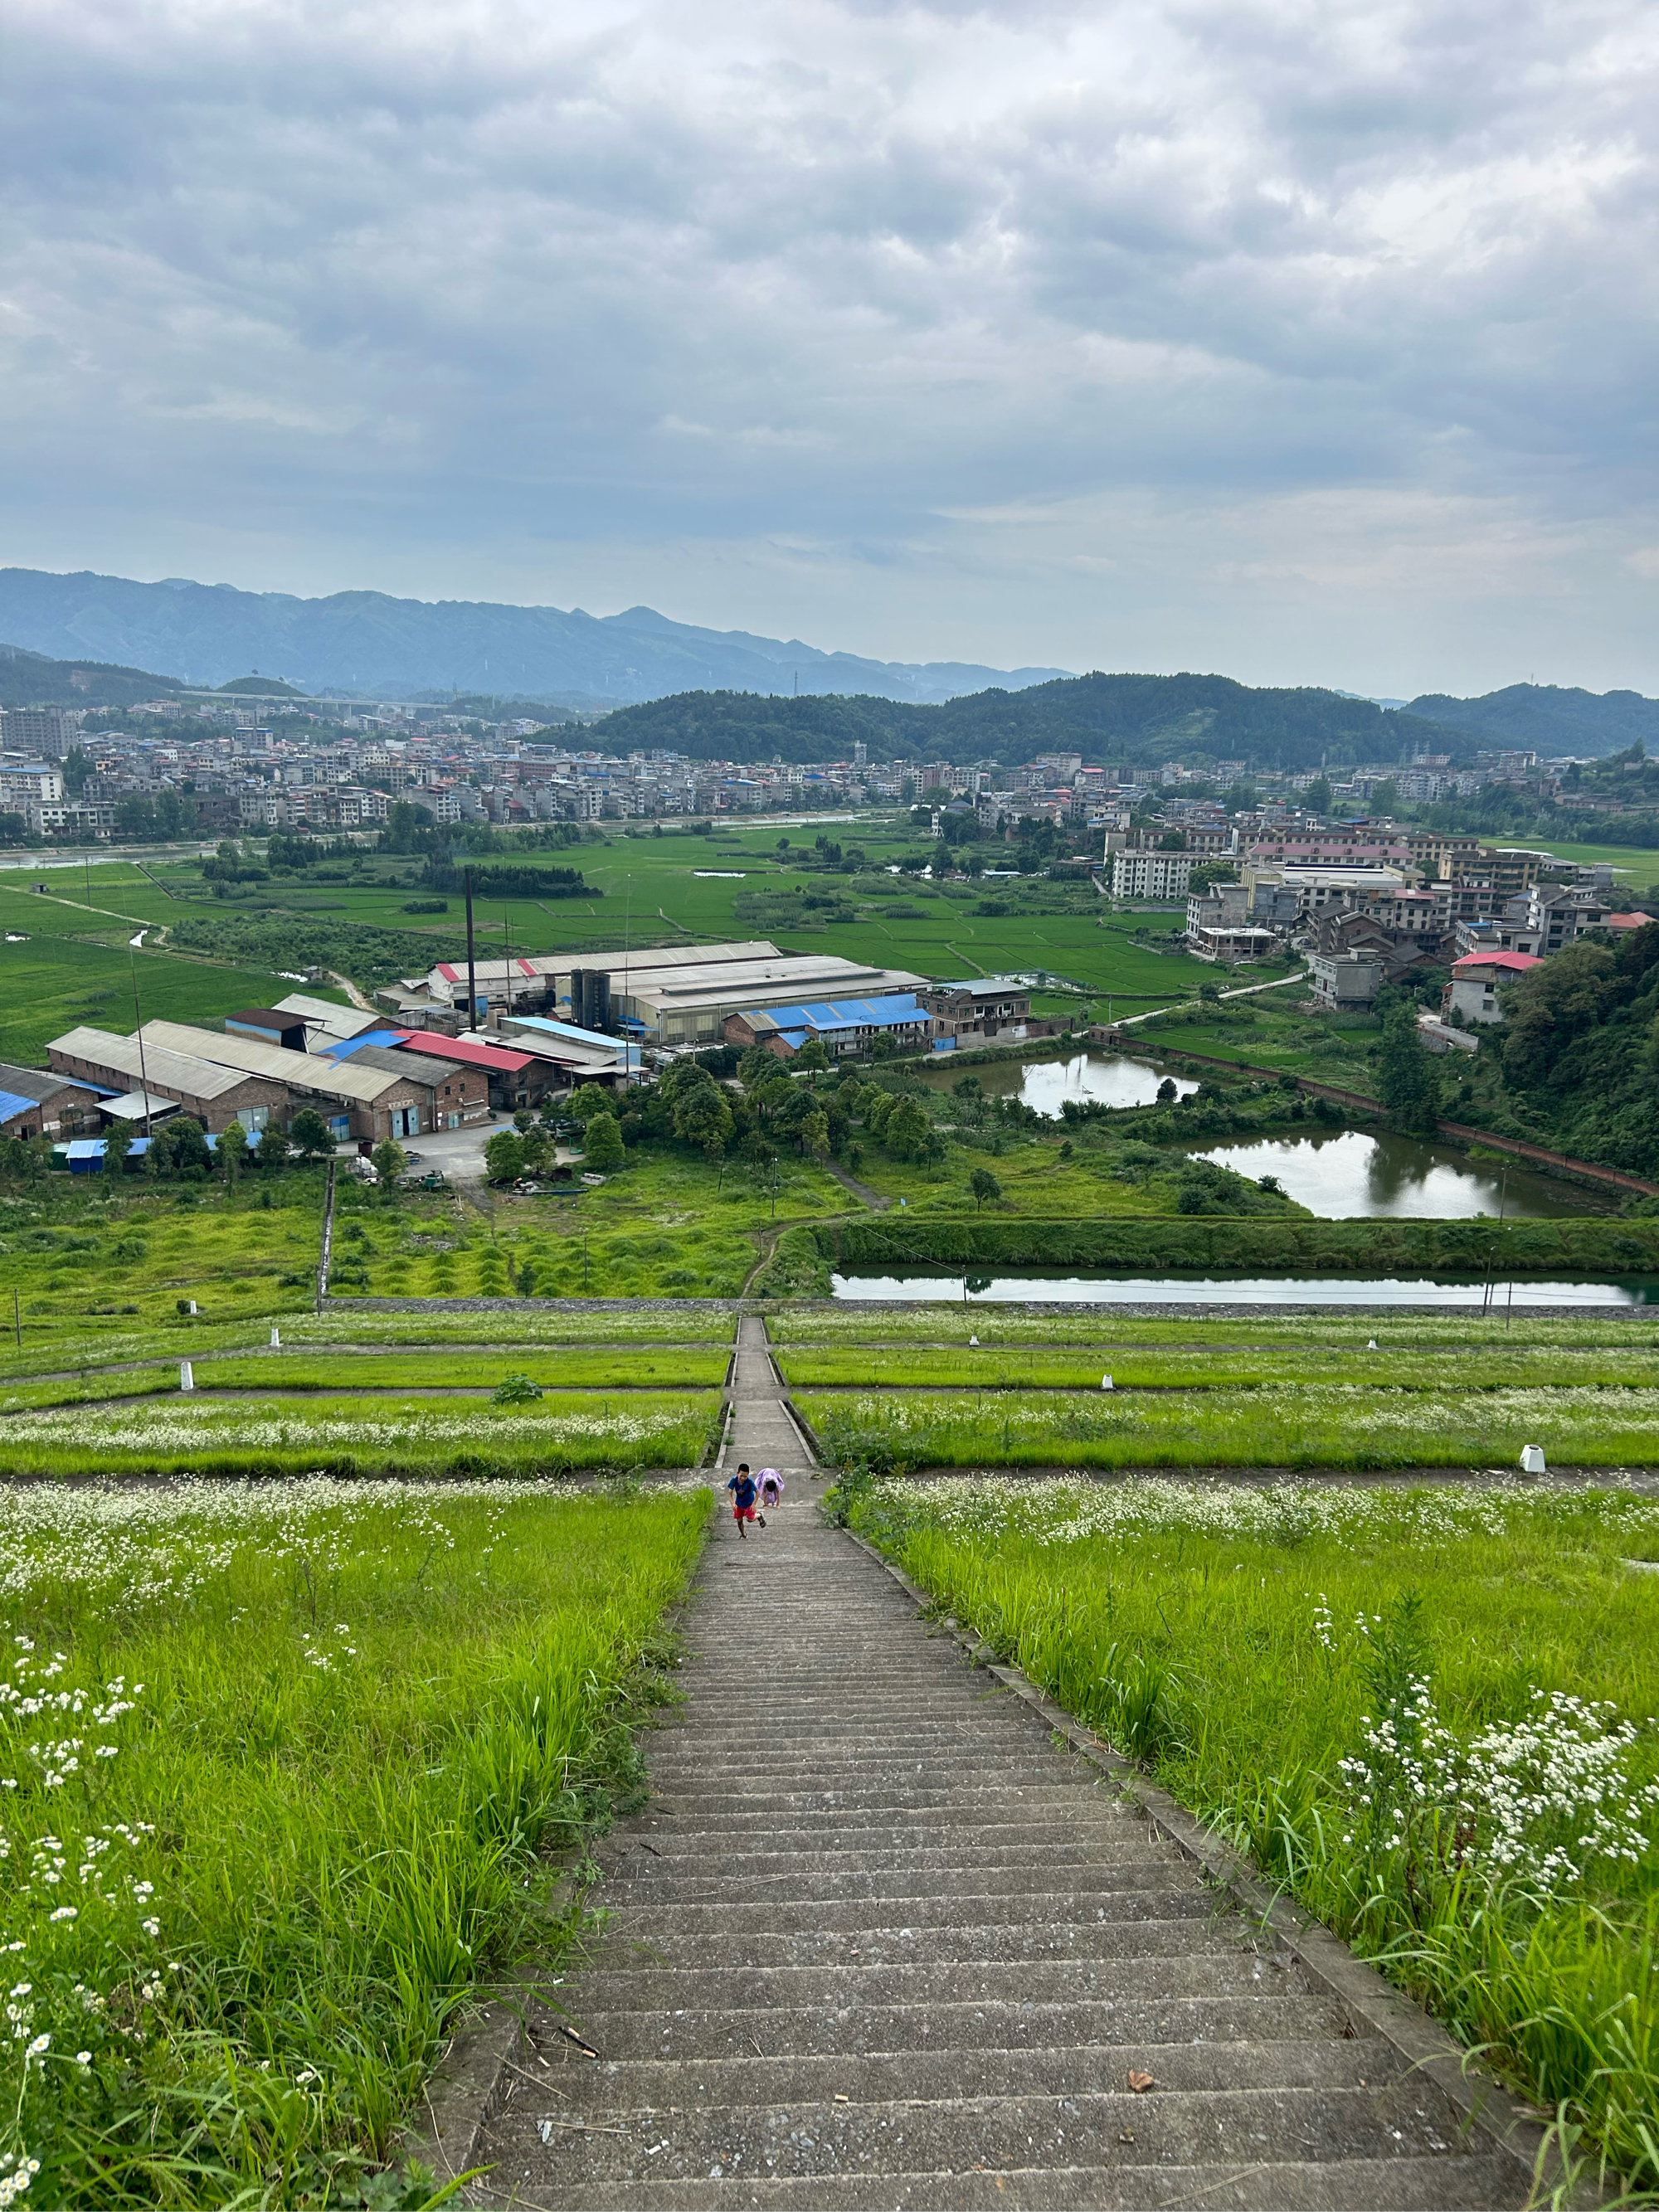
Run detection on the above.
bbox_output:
[0,643,184,711]
[1407,683,1659,758]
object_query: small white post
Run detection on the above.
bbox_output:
[1101,1374,1113,1391]
[270,1326,280,1347]
[1520,1444,1545,1475]
[179,1361,194,1392]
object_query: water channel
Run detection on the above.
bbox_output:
[918,1048,1584,1221]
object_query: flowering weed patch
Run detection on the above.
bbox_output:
[781,1343,1659,1391]
[804,1383,1659,1470]
[0,1476,708,2204]
[0,1392,722,1480]
[849,1474,1659,2188]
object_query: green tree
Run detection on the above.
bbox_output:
[484,1130,525,1182]
[1376,999,1440,1135]
[1304,775,1331,814]
[256,1124,290,1170]
[880,1096,933,1160]
[582,1113,625,1171]
[1501,942,1614,1087]
[216,1118,249,1184]
[738,1045,780,1088]
[970,1166,1002,1210]
[567,1083,615,1125]
[797,1108,830,1159]
[795,1038,830,1073]
[101,1120,135,1176]
[148,1116,212,1178]
[372,1137,408,1184]
[289,1108,335,1159]
[674,1085,733,1163]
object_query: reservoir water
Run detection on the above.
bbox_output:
[830,1273,1655,1307]
[921,1049,1585,1221]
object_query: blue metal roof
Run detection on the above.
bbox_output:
[321,1030,408,1060]
[0,1089,40,1125]
[747,994,924,1036]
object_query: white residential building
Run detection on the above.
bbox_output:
[1112,848,1194,900]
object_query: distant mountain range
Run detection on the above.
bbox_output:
[0,568,1068,708]
[0,565,1653,769]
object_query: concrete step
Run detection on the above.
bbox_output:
[586,1913,1243,1972]
[552,1948,1297,2018]
[633,1795,1130,1835]
[528,2034,1404,2112]
[482,2081,1472,2185]
[611,1880,1219,1937]
[465,2153,1522,2210]
[605,1836,1174,1881]
[552,1991,1350,2064]
[590,1859,1218,1907]
[645,1784,1120,1820]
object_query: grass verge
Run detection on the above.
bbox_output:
[0,1476,708,2205]
[844,1473,1659,2192]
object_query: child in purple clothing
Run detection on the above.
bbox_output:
[757,1469,785,1524]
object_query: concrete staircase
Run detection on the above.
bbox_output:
[469,1316,1527,2209]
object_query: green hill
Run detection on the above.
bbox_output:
[589,673,1458,775]
[0,643,184,711]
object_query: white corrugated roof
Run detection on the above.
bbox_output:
[50,1028,259,1101]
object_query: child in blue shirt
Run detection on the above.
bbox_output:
[726,1462,758,1539]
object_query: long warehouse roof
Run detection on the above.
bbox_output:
[50,1027,260,1101]
[136,1021,415,1106]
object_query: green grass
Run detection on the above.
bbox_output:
[778,1343,1659,1390]
[767,1309,1659,1348]
[0,1475,708,2204]
[847,1474,1659,2190]
[0,1390,722,1477]
[0,1347,730,1412]
[802,1383,1659,1470]
[0,1182,326,1335]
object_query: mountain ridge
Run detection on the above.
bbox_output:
[0,568,1069,707]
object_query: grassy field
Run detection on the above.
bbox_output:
[0,1180,328,1334]
[802,1383,1659,1470]
[777,1342,1659,1390]
[0,1475,708,2205]
[847,1474,1659,2189]
[767,1308,1659,1348]
[0,1390,722,1479]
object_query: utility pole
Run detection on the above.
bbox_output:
[464,866,479,1035]
[129,932,153,1140]
[503,909,513,1023]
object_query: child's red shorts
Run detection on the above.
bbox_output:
[732,1505,755,1522]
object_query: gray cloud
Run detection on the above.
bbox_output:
[0,0,1655,692]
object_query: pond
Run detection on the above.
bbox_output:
[830,1272,1656,1307]
[1186,1128,1584,1221]
[917,1048,1591,1221]
[917,1048,1199,1114]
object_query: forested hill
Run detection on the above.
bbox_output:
[590,673,1457,774]
[1406,683,1659,759]
[0,644,184,711]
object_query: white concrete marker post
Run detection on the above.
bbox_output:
[1520,1444,1546,1474]
[179,1362,194,1393]
[270,1327,280,1347]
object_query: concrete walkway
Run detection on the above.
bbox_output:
[467,1320,1526,2209]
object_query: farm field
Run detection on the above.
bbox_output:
[0,1475,708,2205]
[846,1473,1659,2190]
[802,1382,1659,1470]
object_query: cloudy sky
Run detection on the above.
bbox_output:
[3,0,1657,694]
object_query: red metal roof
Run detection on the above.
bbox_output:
[1452,950,1541,973]
[434,959,538,983]
[392,1033,535,1074]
